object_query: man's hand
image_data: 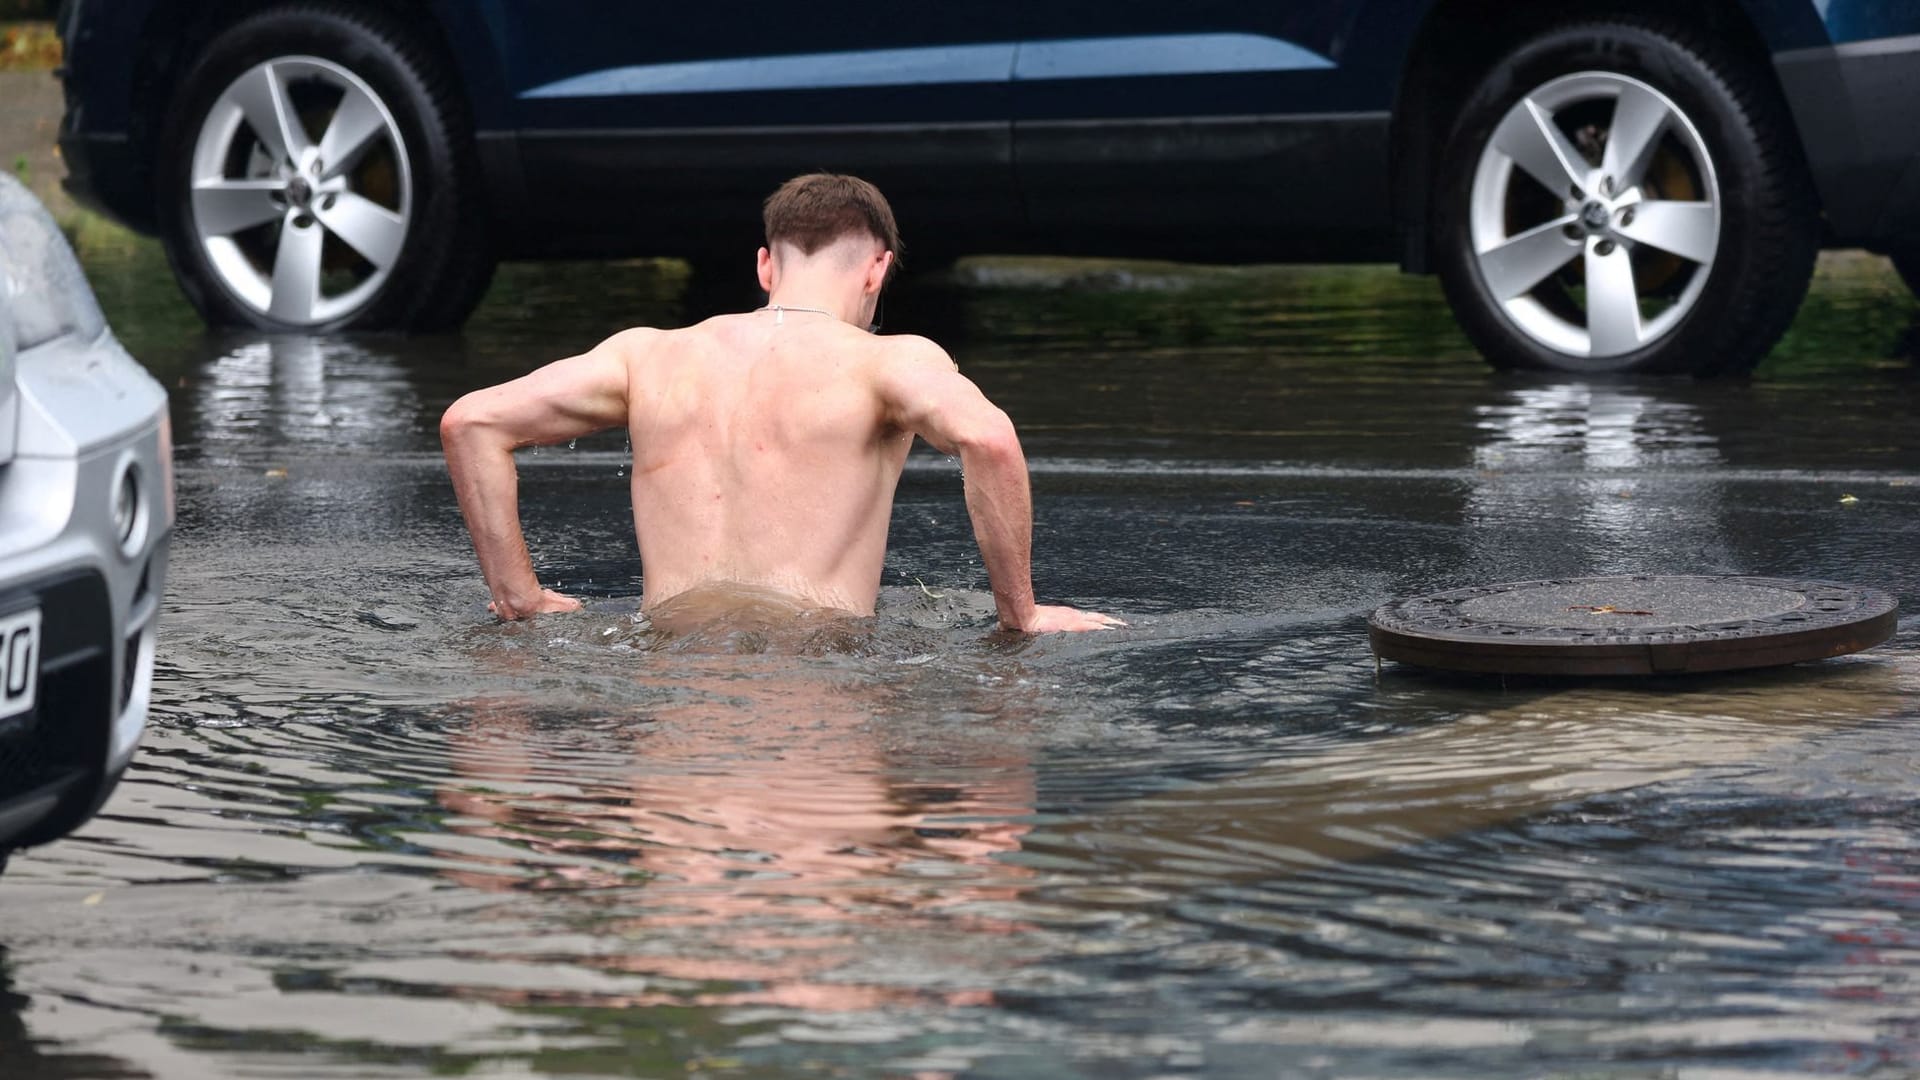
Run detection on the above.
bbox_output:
[1012,604,1126,634]
[488,588,583,621]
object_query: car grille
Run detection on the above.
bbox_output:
[0,572,111,818]
[0,706,86,793]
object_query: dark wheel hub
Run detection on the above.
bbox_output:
[1580,200,1611,233]
[285,176,314,210]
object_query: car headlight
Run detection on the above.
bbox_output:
[0,173,107,353]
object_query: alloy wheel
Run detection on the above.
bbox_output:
[188,56,413,326]
[1469,72,1721,362]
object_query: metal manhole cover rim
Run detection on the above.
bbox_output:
[1367,574,1899,676]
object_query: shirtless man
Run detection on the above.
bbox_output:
[442,173,1120,633]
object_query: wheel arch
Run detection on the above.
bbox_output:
[1388,0,1791,274]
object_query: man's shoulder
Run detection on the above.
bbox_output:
[598,323,724,370]
[605,324,672,350]
[875,332,955,371]
[586,325,665,366]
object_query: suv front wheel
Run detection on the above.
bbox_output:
[1435,21,1819,375]
[157,4,494,331]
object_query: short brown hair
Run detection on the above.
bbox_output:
[763,173,902,276]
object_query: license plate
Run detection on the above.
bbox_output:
[0,607,41,724]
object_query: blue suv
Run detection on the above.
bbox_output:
[55,1,1920,374]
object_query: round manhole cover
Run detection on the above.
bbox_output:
[1368,575,1898,676]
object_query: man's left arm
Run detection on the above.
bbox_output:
[876,337,1122,634]
[440,331,644,619]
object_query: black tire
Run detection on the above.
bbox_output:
[1434,20,1819,375]
[1893,250,1920,298]
[157,4,494,332]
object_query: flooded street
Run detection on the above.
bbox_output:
[4,239,1919,1078]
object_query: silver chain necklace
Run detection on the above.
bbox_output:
[759,303,836,325]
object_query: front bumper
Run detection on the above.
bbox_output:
[0,418,170,851]
[1,169,172,853]
[1775,34,1920,250]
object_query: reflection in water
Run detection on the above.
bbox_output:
[1466,383,1739,576]
[0,243,1916,1077]
[189,334,422,459]
[1474,385,1720,471]
[439,648,1037,1012]
[5,611,1916,1076]
[0,950,146,1080]
[1028,657,1912,878]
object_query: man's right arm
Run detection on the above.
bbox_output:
[441,330,644,619]
[877,338,1121,634]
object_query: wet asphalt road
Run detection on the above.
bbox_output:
[1,242,1918,1078]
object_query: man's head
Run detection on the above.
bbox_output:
[757,174,901,306]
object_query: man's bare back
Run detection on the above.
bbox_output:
[617,312,942,613]
[442,173,1119,634]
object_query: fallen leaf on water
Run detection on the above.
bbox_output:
[82,893,103,906]
[265,467,288,479]
[1839,494,1859,504]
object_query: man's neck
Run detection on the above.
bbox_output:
[762,293,862,324]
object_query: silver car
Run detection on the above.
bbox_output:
[0,173,172,874]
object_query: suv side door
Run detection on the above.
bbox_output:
[499,4,1024,256]
[1013,1,1404,262]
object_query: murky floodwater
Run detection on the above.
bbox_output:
[4,234,1919,1078]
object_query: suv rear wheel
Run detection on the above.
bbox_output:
[157,4,494,331]
[1435,21,1819,375]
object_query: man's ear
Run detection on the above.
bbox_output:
[866,249,894,295]
[756,247,775,293]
